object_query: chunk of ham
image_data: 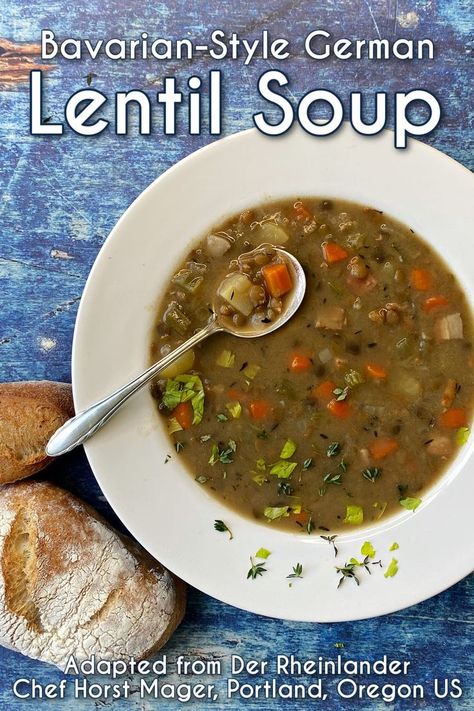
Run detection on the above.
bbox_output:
[315,305,346,330]
[347,272,378,296]
[434,313,463,340]
[426,435,453,458]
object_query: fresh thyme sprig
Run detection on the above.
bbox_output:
[321,534,338,557]
[335,555,382,588]
[287,563,303,579]
[247,557,267,580]
[214,519,233,540]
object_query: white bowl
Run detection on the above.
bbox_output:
[73,125,474,621]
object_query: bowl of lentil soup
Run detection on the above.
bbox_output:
[73,126,474,620]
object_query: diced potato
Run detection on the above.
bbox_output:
[396,372,422,399]
[160,349,195,379]
[315,305,346,330]
[434,313,463,340]
[253,222,289,245]
[217,273,254,316]
[206,234,231,257]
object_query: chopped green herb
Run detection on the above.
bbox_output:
[256,458,266,471]
[335,562,361,587]
[195,475,208,484]
[216,413,228,422]
[280,439,297,459]
[302,458,314,471]
[278,481,294,496]
[252,473,267,486]
[209,440,237,466]
[214,520,233,540]
[287,563,303,579]
[336,555,381,588]
[264,506,290,520]
[175,441,185,453]
[323,472,342,485]
[255,547,271,559]
[161,374,204,425]
[400,497,421,511]
[344,505,364,525]
[333,386,350,401]
[362,467,381,483]
[326,441,341,457]
[334,642,345,649]
[216,349,235,368]
[321,534,338,557]
[360,541,375,559]
[270,460,298,479]
[384,558,399,578]
[247,557,267,580]
[226,401,242,419]
[456,426,470,446]
[389,542,399,551]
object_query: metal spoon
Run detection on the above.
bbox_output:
[46,245,306,456]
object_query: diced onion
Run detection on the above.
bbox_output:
[318,347,333,364]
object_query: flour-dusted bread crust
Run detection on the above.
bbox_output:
[0,481,186,669]
[0,381,74,484]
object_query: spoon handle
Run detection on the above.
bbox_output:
[46,317,221,457]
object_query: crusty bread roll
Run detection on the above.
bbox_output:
[0,381,74,484]
[0,481,186,669]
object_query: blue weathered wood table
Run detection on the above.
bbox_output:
[0,1,472,708]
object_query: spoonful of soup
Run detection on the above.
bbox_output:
[46,244,306,456]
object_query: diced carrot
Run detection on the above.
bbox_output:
[312,379,336,402]
[369,437,398,460]
[293,201,312,220]
[410,268,432,291]
[262,262,293,298]
[327,398,350,419]
[249,400,273,420]
[173,401,193,430]
[322,242,349,264]
[439,408,467,429]
[423,295,449,313]
[293,510,310,525]
[366,363,387,379]
[289,353,312,373]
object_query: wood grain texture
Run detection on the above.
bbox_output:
[0,0,472,708]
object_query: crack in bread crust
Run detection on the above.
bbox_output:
[2,507,42,632]
[0,482,186,669]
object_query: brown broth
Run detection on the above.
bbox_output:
[150,198,474,533]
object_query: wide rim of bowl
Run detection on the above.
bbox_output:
[73,125,474,621]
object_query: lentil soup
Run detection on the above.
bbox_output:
[150,198,474,532]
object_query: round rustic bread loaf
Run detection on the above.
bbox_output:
[0,381,74,483]
[0,481,186,669]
